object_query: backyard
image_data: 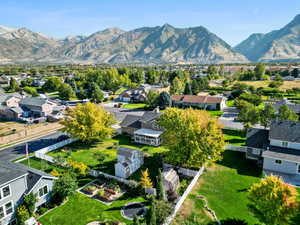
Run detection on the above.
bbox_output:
[39,192,147,225]
[47,135,168,181]
[223,129,246,146]
[173,151,262,225]
[121,103,146,110]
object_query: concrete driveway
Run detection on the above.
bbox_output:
[219,107,244,130]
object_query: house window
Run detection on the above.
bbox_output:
[252,148,260,155]
[5,202,13,215]
[0,206,4,219]
[275,160,282,164]
[2,186,10,198]
[38,186,48,198]
[282,141,288,147]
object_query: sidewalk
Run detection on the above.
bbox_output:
[0,127,63,151]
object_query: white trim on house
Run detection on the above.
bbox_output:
[0,200,14,221]
[134,128,163,138]
[0,174,27,190]
[38,185,49,199]
[0,184,12,202]
[27,176,57,195]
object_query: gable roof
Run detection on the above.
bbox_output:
[262,146,300,163]
[120,111,161,129]
[116,147,142,158]
[19,97,49,107]
[171,95,224,104]
[272,99,300,114]
[246,128,269,149]
[269,120,300,143]
[0,160,56,191]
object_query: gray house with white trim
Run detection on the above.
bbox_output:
[246,120,300,186]
[0,161,57,225]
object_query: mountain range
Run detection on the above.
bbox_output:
[1,14,300,64]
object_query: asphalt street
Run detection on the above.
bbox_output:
[0,131,65,161]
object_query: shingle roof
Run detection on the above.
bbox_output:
[116,147,142,158]
[120,115,142,128]
[269,120,300,143]
[272,99,300,114]
[171,95,224,104]
[246,128,269,149]
[9,107,24,114]
[262,146,300,163]
[19,97,48,107]
[0,160,56,191]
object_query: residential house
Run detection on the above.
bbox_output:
[271,99,300,115]
[246,120,300,185]
[118,88,147,103]
[0,161,57,225]
[171,95,226,110]
[120,110,163,146]
[19,97,57,118]
[114,147,144,178]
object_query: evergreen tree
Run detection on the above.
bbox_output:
[149,197,157,225]
[183,82,192,95]
[9,77,19,92]
[157,92,171,109]
[90,83,104,103]
[158,169,167,201]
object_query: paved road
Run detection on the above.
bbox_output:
[0,131,66,161]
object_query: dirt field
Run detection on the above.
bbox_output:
[236,80,300,90]
[0,122,55,137]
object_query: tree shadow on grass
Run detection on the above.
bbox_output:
[216,151,262,178]
[208,218,249,225]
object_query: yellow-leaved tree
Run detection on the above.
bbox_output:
[61,102,116,143]
[157,108,225,168]
[140,168,153,188]
[248,175,299,225]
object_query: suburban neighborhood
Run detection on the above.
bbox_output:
[1,2,300,225]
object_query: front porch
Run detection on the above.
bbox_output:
[133,128,163,146]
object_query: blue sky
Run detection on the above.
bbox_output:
[0,0,299,46]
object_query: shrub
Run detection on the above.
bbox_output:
[16,205,30,225]
[50,169,60,177]
[52,174,78,203]
[23,192,38,216]
[67,160,89,176]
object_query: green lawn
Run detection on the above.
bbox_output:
[208,111,224,118]
[175,151,262,225]
[48,135,168,180]
[39,192,147,225]
[121,103,146,109]
[223,129,246,146]
[226,100,235,107]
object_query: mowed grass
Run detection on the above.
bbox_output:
[39,192,147,225]
[208,111,224,118]
[174,151,262,225]
[48,135,168,177]
[223,129,246,146]
[121,103,146,109]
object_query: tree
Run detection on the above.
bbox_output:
[9,77,19,92]
[90,83,104,103]
[260,104,276,128]
[183,82,192,95]
[236,100,260,129]
[59,83,75,100]
[23,192,38,216]
[157,169,167,201]
[133,216,141,225]
[52,174,78,203]
[154,199,172,225]
[291,68,299,78]
[157,108,225,168]
[248,175,298,225]
[42,77,63,92]
[145,90,159,109]
[149,197,157,225]
[170,77,184,95]
[278,105,299,121]
[238,93,262,106]
[23,86,38,97]
[61,102,116,143]
[140,169,153,188]
[157,92,171,109]
[254,63,265,80]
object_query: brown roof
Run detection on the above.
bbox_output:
[171,95,224,104]
[171,95,183,101]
